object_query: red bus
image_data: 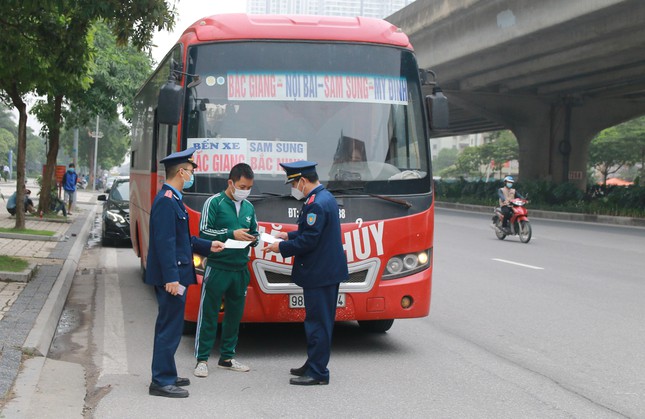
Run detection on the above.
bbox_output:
[130,14,447,333]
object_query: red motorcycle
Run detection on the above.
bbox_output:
[491,198,532,243]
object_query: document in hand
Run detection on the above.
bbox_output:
[260,232,283,244]
[224,239,253,249]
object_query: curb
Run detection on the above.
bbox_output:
[22,203,98,357]
[0,262,37,282]
[0,233,61,242]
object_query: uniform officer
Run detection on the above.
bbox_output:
[264,161,349,385]
[146,147,225,398]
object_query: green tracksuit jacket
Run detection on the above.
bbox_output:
[195,191,258,362]
[199,191,258,271]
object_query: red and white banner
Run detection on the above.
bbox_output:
[226,73,408,105]
[188,138,307,174]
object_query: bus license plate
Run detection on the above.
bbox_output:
[289,293,346,308]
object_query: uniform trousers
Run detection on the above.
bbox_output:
[194,266,250,361]
[302,283,340,381]
[151,286,186,386]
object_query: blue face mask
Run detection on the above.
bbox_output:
[182,171,194,190]
[69,168,75,173]
[505,182,513,188]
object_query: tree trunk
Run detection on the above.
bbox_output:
[39,95,64,214]
[8,82,27,230]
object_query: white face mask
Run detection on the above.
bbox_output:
[290,179,305,200]
[233,187,251,201]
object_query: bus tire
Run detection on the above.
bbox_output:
[358,319,394,333]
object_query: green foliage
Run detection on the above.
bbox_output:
[480,131,519,175]
[590,116,645,185]
[451,130,519,178]
[60,117,129,171]
[433,148,459,173]
[434,179,645,218]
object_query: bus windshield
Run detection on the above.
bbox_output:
[183,41,429,196]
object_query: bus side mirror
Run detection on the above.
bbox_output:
[157,80,184,125]
[426,87,449,131]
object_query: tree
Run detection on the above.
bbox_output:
[612,116,645,186]
[456,146,485,177]
[61,21,154,186]
[60,118,130,179]
[0,0,174,227]
[480,131,519,177]
[433,147,459,173]
[589,125,634,185]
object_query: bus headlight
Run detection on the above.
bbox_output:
[383,249,432,280]
[193,254,206,275]
[386,257,403,275]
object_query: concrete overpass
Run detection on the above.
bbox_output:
[388,0,645,186]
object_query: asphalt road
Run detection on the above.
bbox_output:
[52,208,645,418]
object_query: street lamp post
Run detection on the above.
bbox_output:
[90,115,103,191]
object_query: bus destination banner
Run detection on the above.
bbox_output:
[224,73,408,105]
[188,137,307,175]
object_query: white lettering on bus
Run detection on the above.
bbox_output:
[254,222,384,264]
[343,221,384,262]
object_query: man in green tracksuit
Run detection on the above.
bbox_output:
[194,163,258,377]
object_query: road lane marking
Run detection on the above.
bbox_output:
[492,258,544,270]
[100,248,129,377]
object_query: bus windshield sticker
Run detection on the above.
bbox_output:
[188,138,307,174]
[227,73,408,105]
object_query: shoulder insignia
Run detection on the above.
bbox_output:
[306,213,317,226]
[306,194,316,205]
[164,190,173,198]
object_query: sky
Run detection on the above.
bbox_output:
[152,0,248,64]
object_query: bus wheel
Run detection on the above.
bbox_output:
[358,319,394,333]
[183,320,197,335]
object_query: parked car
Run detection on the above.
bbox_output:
[105,175,128,192]
[97,177,130,246]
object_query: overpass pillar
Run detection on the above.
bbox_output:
[448,92,645,188]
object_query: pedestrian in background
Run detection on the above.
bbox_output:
[194,163,258,378]
[145,147,225,398]
[264,161,348,386]
[62,163,78,215]
[6,189,36,215]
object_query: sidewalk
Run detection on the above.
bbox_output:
[0,180,99,411]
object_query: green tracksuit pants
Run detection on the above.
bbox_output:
[194,266,250,361]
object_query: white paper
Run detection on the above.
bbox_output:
[224,239,253,249]
[260,232,283,244]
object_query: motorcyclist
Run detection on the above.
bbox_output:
[497,176,524,232]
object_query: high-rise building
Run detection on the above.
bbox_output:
[247,0,415,19]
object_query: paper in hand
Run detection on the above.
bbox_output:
[260,232,283,244]
[224,239,253,249]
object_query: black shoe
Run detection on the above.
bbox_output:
[289,376,329,386]
[149,383,189,398]
[290,364,308,377]
[175,377,190,387]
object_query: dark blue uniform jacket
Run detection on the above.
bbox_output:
[145,184,211,287]
[279,185,349,288]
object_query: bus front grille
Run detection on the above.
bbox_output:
[252,258,381,294]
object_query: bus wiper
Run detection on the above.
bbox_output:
[328,187,412,209]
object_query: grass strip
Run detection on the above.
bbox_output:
[0,227,55,237]
[0,255,29,272]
